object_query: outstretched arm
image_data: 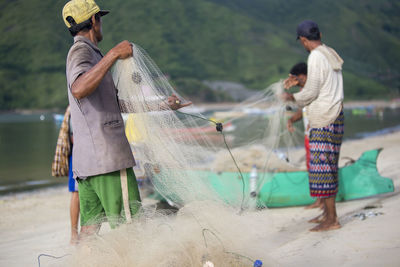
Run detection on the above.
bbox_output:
[166,94,192,110]
[157,94,192,111]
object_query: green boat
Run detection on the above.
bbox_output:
[151,149,394,208]
[259,148,394,207]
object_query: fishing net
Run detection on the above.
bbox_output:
[64,202,278,267]
[63,43,306,266]
[113,43,305,209]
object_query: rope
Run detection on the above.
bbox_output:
[202,228,254,264]
[175,110,247,213]
[37,253,71,267]
[120,169,132,223]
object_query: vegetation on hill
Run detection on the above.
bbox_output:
[0,0,399,110]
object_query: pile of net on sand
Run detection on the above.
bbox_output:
[63,202,280,267]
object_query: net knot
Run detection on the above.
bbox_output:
[216,123,223,132]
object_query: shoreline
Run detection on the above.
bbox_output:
[1,127,399,198]
[1,127,399,200]
[1,99,399,115]
[195,99,400,110]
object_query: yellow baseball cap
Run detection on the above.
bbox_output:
[62,0,109,28]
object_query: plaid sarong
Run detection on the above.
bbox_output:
[51,106,71,177]
[308,112,344,198]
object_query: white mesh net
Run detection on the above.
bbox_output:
[62,43,307,266]
[113,43,305,209]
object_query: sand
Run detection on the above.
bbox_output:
[0,130,399,267]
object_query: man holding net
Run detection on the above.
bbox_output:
[62,0,189,238]
[284,62,323,210]
[283,20,344,231]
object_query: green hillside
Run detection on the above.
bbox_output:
[0,0,399,110]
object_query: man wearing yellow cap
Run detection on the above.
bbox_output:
[62,0,142,238]
[62,0,193,239]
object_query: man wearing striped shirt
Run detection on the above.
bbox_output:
[283,20,344,232]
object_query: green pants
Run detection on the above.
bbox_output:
[78,168,141,227]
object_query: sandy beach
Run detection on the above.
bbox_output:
[0,129,399,266]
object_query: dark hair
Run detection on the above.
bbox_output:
[306,26,321,40]
[290,62,307,76]
[67,13,101,37]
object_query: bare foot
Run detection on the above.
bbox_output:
[305,202,323,210]
[70,238,79,245]
[70,232,79,245]
[309,220,341,232]
[308,213,326,224]
[305,199,324,210]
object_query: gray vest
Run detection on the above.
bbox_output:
[66,36,135,179]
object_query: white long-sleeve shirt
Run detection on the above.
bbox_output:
[294,44,344,128]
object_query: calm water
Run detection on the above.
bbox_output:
[0,107,399,194]
[0,113,66,194]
